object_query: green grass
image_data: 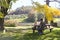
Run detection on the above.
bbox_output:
[54,18,60,22]
[0,28,60,40]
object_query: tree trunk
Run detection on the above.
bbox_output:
[0,0,11,31]
[46,0,49,6]
[45,17,48,24]
[0,18,4,31]
[0,6,8,31]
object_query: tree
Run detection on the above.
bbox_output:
[50,8,60,16]
[37,13,44,21]
[32,2,56,23]
[0,0,17,31]
[32,2,45,22]
[26,13,35,22]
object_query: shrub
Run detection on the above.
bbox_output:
[26,13,35,22]
[4,20,16,27]
[37,13,44,21]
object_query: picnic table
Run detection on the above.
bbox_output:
[32,24,53,33]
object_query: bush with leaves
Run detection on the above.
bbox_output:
[4,20,16,27]
[37,13,44,21]
[26,13,35,22]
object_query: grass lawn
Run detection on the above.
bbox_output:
[54,18,60,22]
[0,28,60,40]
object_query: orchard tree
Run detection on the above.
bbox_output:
[0,0,17,31]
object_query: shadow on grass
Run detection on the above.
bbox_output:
[13,32,42,40]
[43,30,60,40]
[12,30,60,40]
[1,29,60,40]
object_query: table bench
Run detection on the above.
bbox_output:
[32,24,53,33]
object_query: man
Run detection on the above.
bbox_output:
[37,19,46,35]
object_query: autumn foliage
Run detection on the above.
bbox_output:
[33,2,60,21]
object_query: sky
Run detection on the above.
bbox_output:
[11,0,60,10]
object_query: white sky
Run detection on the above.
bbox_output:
[11,0,60,10]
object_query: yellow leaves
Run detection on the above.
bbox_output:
[53,9,60,16]
[32,2,60,21]
[32,2,44,13]
[44,4,49,10]
[0,0,9,8]
[45,13,53,21]
[49,7,60,16]
[43,5,50,13]
[0,12,4,18]
[43,5,54,21]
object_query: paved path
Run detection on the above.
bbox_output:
[5,26,33,30]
